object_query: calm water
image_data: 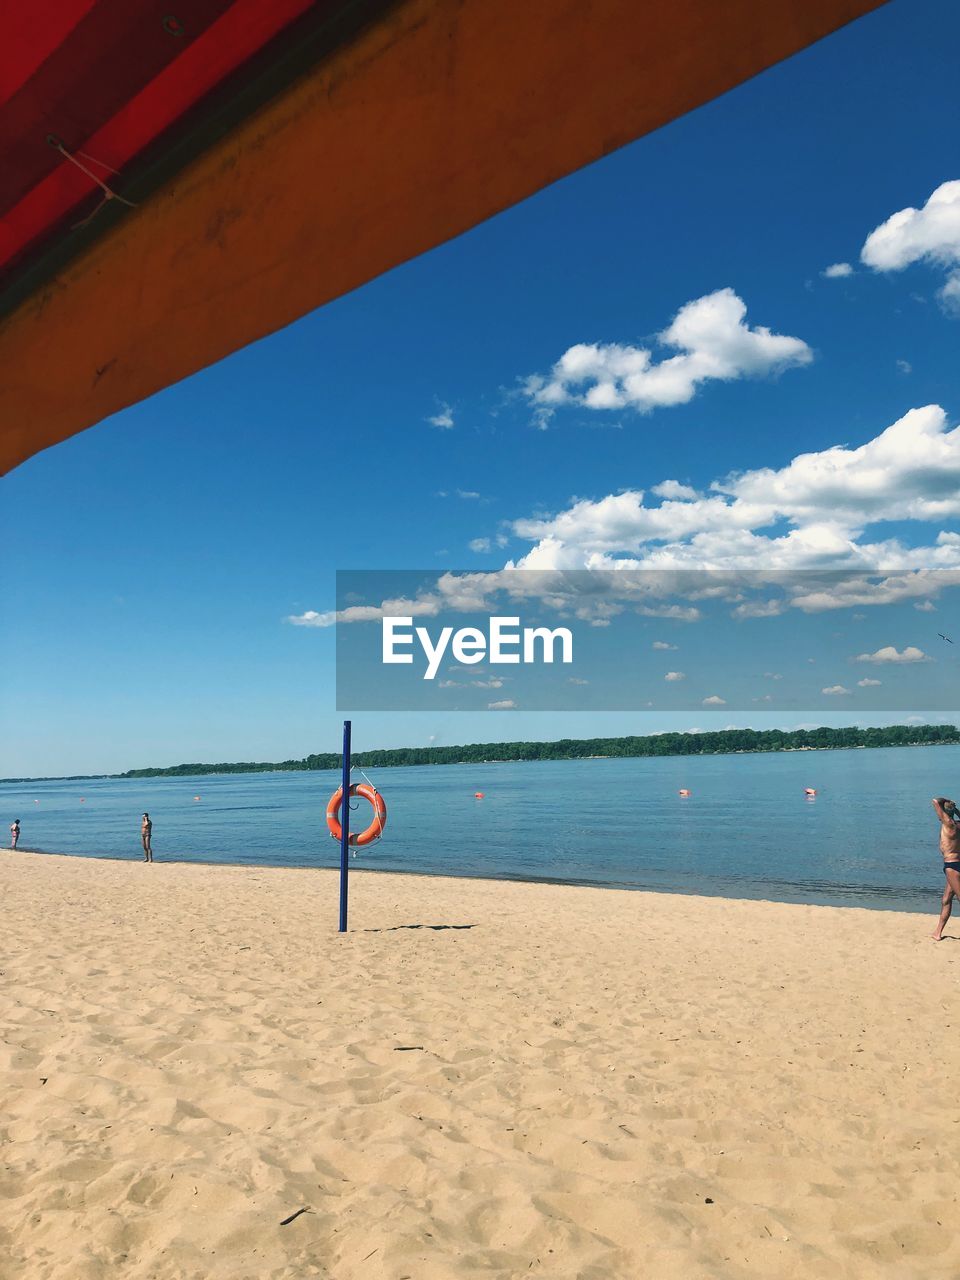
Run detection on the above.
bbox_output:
[2,746,956,912]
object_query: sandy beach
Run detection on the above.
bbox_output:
[1,849,958,1279]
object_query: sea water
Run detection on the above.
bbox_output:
[2,745,956,912]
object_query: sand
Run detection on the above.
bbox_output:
[0,849,958,1279]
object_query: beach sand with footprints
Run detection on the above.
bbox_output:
[1,849,959,1278]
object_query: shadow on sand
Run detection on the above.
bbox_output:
[361,923,477,933]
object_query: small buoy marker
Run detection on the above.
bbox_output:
[193,795,201,801]
[678,789,691,797]
[474,792,485,799]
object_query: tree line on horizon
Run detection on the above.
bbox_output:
[113,723,960,779]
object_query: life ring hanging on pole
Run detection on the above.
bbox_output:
[326,782,387,847]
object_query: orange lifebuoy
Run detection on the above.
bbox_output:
[326,782,387,847]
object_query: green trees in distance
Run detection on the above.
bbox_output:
[114,723,960,778]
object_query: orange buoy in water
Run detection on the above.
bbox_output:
[474,792,485,799]
[804,788,817,796]
[678,789,691,797]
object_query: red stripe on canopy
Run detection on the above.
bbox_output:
[0,0,317,279]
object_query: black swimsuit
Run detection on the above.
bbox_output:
[944,861,960,874]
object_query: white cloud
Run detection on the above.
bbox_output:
[822,262,854,279]
[567,677,590,685]
[488,699,516,710]
[914,600,936,611]
[457,489,481,500]
[523,288,811,423]
[733,598,784,619]
[469,538,491,553]
[702,695,726,706]
[472,678,504,689]
[854,645,930,664]
[941,272,960,315]
[822,685,850,695]
[764,672,784,680]
[897,359,912,375]
[509,405,960,576]
[857,677,882,687]
[637,603,701,621]
[290,402,960,631]
[427,402,455,429]
[861,180,960,313]
[664,671,686,682]
[652,640,678,650]
[652,480,698,500]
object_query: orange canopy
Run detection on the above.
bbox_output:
[0,0,886,474]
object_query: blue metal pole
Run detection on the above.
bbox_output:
[339,719,351,932]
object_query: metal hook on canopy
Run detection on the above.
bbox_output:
[46,135,137,228]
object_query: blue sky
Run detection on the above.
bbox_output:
[3,0,960,777]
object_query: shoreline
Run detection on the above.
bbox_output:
[2,849,957,1278]
[1,844,936,916]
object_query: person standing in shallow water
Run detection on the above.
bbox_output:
[141,812,153,862]
[9,819,19,849]
[932,797,960,939]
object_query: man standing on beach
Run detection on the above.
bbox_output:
[10,819,19,849]
[932,797,960,939]
[141,812,153,863]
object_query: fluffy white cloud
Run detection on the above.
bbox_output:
[469,537,491,553]
[702,695,726,706]
[427,402,455,429]
[652,640,678,650]
[822,262,854,279]
[854,645,930,664]
[822,685,850,695]
[292,407,960,632]
[861,180,960,312]
[488,699,516,710]
[652,480,698,500]
[718,405,960,527]
[509,405,960,575]
[664,671,686,682]
[523,289,811,423]
[857,677,882,687]
[862,181,960,270]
